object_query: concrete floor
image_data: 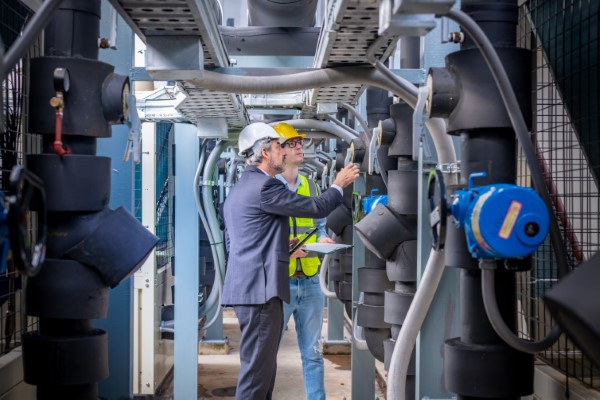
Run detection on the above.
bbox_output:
[197,308,386,399]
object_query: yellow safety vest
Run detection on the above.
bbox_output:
[289,175,321,277]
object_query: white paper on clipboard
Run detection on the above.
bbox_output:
[301,243,353,255]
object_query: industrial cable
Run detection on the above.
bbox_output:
[364,34,418,108]
[193,142,221,319]
[199,140,228,330]
[225,154,243,196]
[340,102,372,142]
[446,7,565,351]
[324,115,361,138]
[481,264,563,353]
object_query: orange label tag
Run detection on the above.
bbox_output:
[499,201,522,239]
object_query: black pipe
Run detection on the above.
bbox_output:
[442,1,534,399]
[400,37,421,69]
[23,1,157,398]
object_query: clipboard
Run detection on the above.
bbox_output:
[300,243,353,255]
[289,227,318,254]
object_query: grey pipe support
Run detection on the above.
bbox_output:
[0,0,63,81]
[446,8,569,278]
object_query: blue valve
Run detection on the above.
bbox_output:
[450,173,550,259]
[361,189,388,215]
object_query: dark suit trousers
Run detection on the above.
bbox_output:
[234,298,283,400]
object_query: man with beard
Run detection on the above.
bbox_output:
[221,122,359,400]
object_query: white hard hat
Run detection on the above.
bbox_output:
[238,122,283,156]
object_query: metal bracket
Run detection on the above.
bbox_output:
[412,85,430,161]
[124,93,142,164]
[367,127,380,175]
[438,161,461,174]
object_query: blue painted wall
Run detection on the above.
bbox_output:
[95,2,135,399]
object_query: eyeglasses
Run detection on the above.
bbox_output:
[282,139,303,149]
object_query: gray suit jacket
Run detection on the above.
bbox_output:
[221,165,343,305]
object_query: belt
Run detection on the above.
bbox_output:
[291,272,310,279]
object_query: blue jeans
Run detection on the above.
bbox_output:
[282,276,326,400]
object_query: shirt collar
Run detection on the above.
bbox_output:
[275,174,302,192]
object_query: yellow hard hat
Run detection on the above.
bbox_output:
[271,122,306,142]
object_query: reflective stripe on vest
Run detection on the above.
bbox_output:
[289,175,321,277]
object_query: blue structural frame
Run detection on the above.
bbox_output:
[173,123,201,398]
[350,174,376,399]
[95,2,136,399]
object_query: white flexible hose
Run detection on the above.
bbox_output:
[425,118,454,167]
[353,319,370,351]
[387,249,446,400]
[319,253,337,298]
[352,292,369,350]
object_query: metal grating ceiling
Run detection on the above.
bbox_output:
[305,0,397,118]
[109,0,398,126]
[110,0,227,66]
[178,82,249,129]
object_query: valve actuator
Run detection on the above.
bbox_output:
[450,173,549,259]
